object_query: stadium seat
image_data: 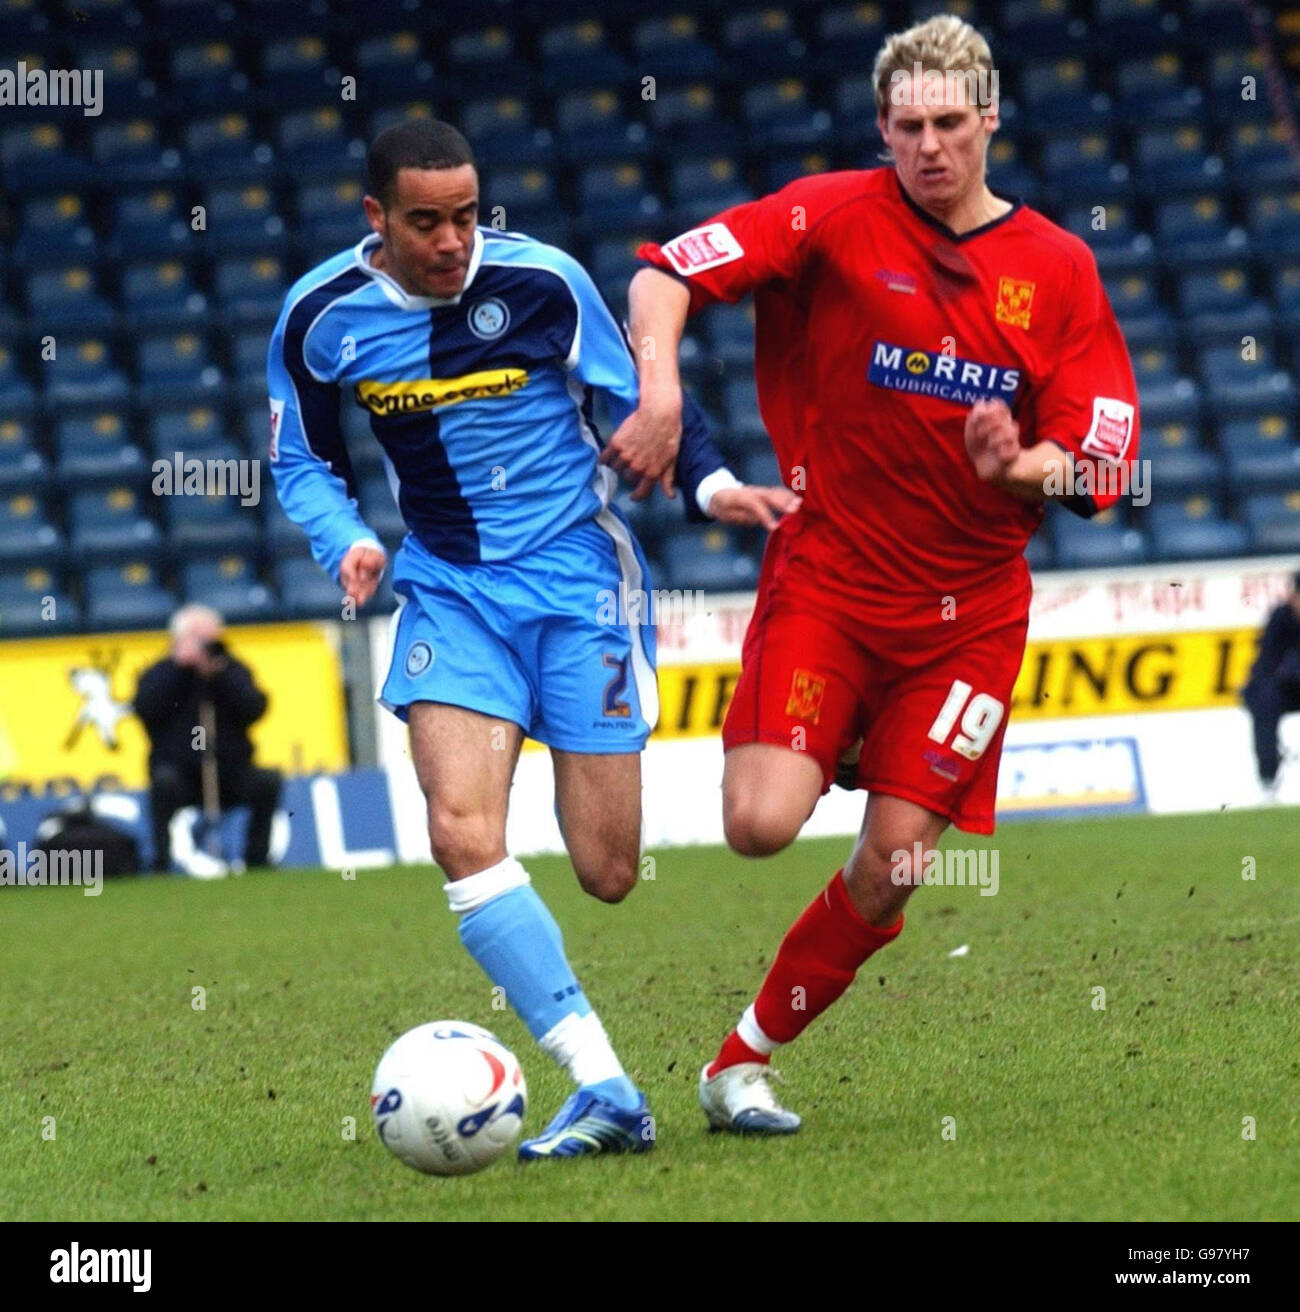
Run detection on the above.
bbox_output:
[276,107,365,178]
[668,157,751,229]
[170,40,244,109]
[647,83,741,154]
[83,562,176,630]
[1093,0,1180,57]
[1224,121,1295,187]
[1198,342,1296,413]
[69,486,163,562]
[164,488,257,556]
[181,556,278,623]
[82,42,155,117]
[1039,132,1120,190]
[0,492,65,565]
[661,525,760,592]
[1219,414,1300,494]
[185,112,275,184]
[576,163,663,227]
[1050,505,1149,570]
[721,8,802,76]
[1146,496,1249,561]
[554,90,649,163]
[149,406,228,459]
[111,188,193,259]
[987,136,1042,201]
[14,193,98,266]
[1247,189,1300,257]
[742,79,831,153]
[1242,492,1300,553]
[0,566,79,636]
[1,122,92,189]
[482,167,558,228]
[1178,265,1274,344]
[702,303,756,370]
[24,265,116,332]
[0,344,38,415]
[760,151,832,194]
[45,337,131,408]
[721,379,769,446]
[1206,48,1271,122]
[214,257,289,325]
[56,414,149,487]
[1114,54,1202,125]
[0,417,49,492]
[275,556,346,618]
[258,36,334,109]
[203,184,287,257]
[354,30,436,102]
[122,258,206,330]
[633,14,719,82]
[1146,420,1224,497]
[136,333,226,406]
[1132,126,1223,195]
[538,20,631,89]
[816,5,888,69]
[295,179,368,253]
[1013,57,1105,130]
[446,25,527,94]
[91,118,179,186]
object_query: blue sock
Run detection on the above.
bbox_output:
[455,877,640,1109]
[458,884,591,1038]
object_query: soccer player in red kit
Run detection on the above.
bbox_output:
[601,14,1141,1132]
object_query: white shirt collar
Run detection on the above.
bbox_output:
[354,228,485,309]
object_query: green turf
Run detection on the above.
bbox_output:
[3,808,1297,1221]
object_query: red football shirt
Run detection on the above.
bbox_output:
[638,168,1140,640]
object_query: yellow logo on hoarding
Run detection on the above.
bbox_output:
[355,368,528,416]
[0,624,348,792]
[995,276,1035,330]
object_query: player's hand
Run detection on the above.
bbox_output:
[708,484,802,530]
[340,542,387,608]
[964,399,1021,482]
[600,399,683,499]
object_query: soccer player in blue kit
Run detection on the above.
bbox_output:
[269,120,796,1158]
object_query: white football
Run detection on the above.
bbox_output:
[370,1021,527,1176]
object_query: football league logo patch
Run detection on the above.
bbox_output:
[661,223,745,276]
[1081,397,1135,462]
[785,668,826,724]
[995,276,1035,330]
[405,641,434,678]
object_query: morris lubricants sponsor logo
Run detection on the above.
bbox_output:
[868,341,1021,406]
[355,368,528,416]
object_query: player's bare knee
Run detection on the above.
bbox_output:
[426,805,501,879]
[723,799,798,857]
[573,850,637,903]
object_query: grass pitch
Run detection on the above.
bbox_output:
[3,809,1296,1222]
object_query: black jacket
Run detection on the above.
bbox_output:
[134,655,268,772]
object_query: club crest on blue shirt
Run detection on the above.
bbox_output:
[405,641,434,677]
[467,298,510,340]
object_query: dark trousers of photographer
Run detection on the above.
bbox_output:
[1243,671,1300,786]
[148,761,282,872]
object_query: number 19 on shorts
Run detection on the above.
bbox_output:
[926,680,1005,761]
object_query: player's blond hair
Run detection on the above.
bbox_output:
[872,13,997,124]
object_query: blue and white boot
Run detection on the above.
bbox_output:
[518,1088,655,1160]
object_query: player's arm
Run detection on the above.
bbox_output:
[608,183,821,488]
[972,246,1141,514]
[267,306,386,605]
[556,251,797,528]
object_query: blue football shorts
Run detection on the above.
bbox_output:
[378,509,658,753]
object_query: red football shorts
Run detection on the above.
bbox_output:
[722,589,1029,835]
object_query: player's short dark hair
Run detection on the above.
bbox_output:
[366,120,476,208]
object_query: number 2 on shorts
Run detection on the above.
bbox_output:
[926,679,1005,761]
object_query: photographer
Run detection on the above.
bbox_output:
[1242,571,1300,797]
[134,605,282,872]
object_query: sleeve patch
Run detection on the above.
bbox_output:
[661,223,745,276]
[1081,397,1134,462]
[268,397,285,462]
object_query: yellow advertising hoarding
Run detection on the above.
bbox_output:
[0,623,348,793]
[644,627,1260,739]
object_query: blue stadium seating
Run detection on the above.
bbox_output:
[662,525,760,592]
[1,0,1297,634]
[83,562,176,631]
[0,566,79,636]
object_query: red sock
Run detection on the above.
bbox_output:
[709,871,902,1073]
